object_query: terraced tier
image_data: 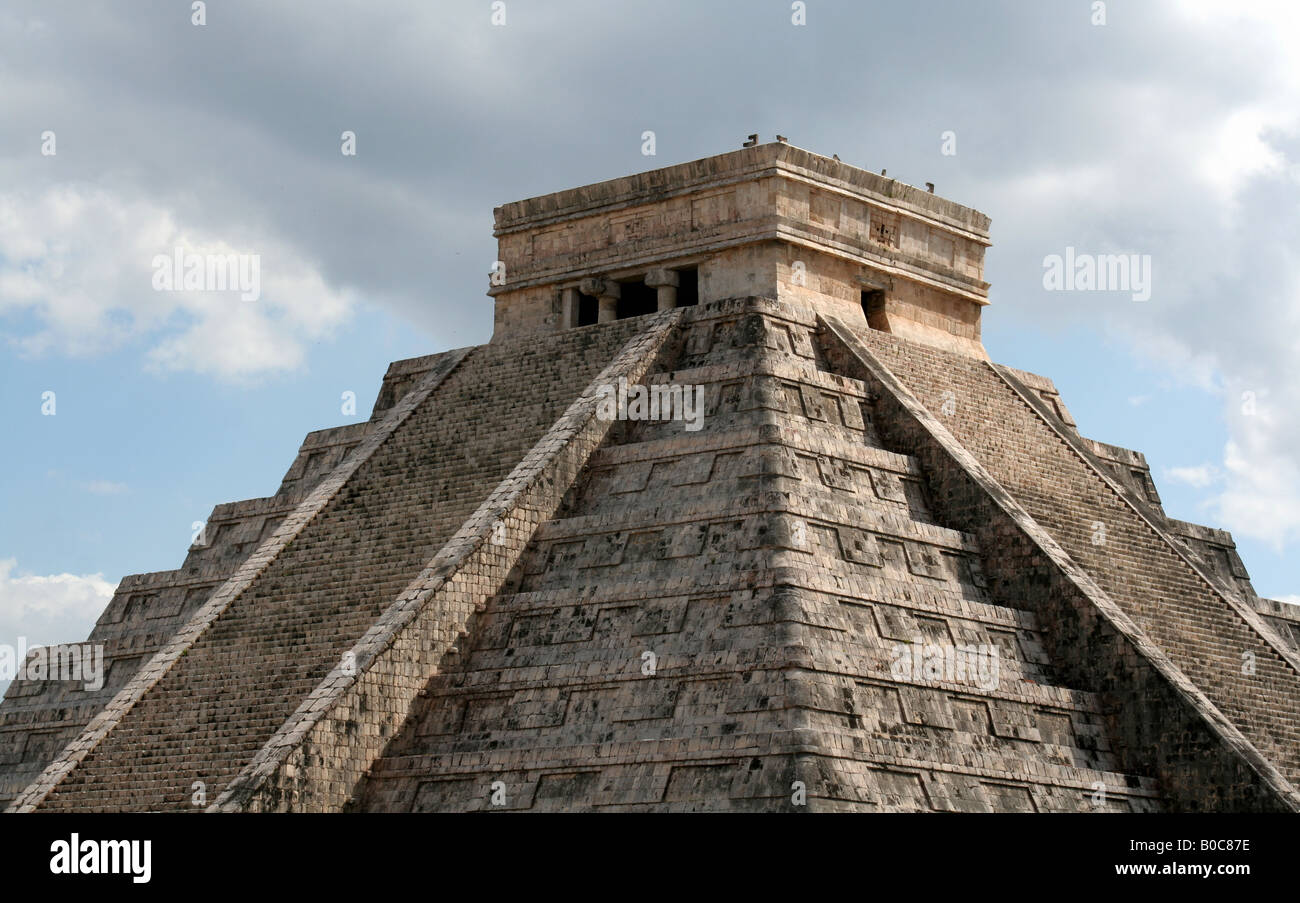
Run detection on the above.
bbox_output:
[22,322,643,812]
[849,323,1300,791]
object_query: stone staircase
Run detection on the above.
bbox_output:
[20,321,644,812]
[357,298,1163,811]
[0,432,359,808]
[845,322,1300,796]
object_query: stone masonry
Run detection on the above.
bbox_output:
[3,144,1298,812]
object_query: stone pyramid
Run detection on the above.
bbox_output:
[4,144,1299,813]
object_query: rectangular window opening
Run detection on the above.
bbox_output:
[616,279,657,319]
[861,289,887,330]
[577,292,599,326]
[676,267,699,307]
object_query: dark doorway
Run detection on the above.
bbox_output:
[577,291,599,326]
[861,289,887,330]
[617,280,658,319]
[676,267,699,307]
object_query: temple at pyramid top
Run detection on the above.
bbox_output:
[489,142,991,358]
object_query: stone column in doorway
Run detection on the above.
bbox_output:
[645,268,679,311]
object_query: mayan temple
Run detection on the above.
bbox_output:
[4,142,1300,814]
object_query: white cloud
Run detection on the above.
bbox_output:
[0,185,355,381]
[991,1,1300,554]
[1208,433,1300,552]
[0,558,115,648]
[1164,465,1219,489]
[1197,108,1294,209]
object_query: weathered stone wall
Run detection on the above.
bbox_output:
[1253,598,1300,653]
[0,398,393,808]
[489,144,991,357]
[15,322,654,811]
[821,316,1299,811]
[216,310,683,812]
[356,298,1166,812]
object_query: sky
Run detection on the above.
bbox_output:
[2,0,1299,666]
